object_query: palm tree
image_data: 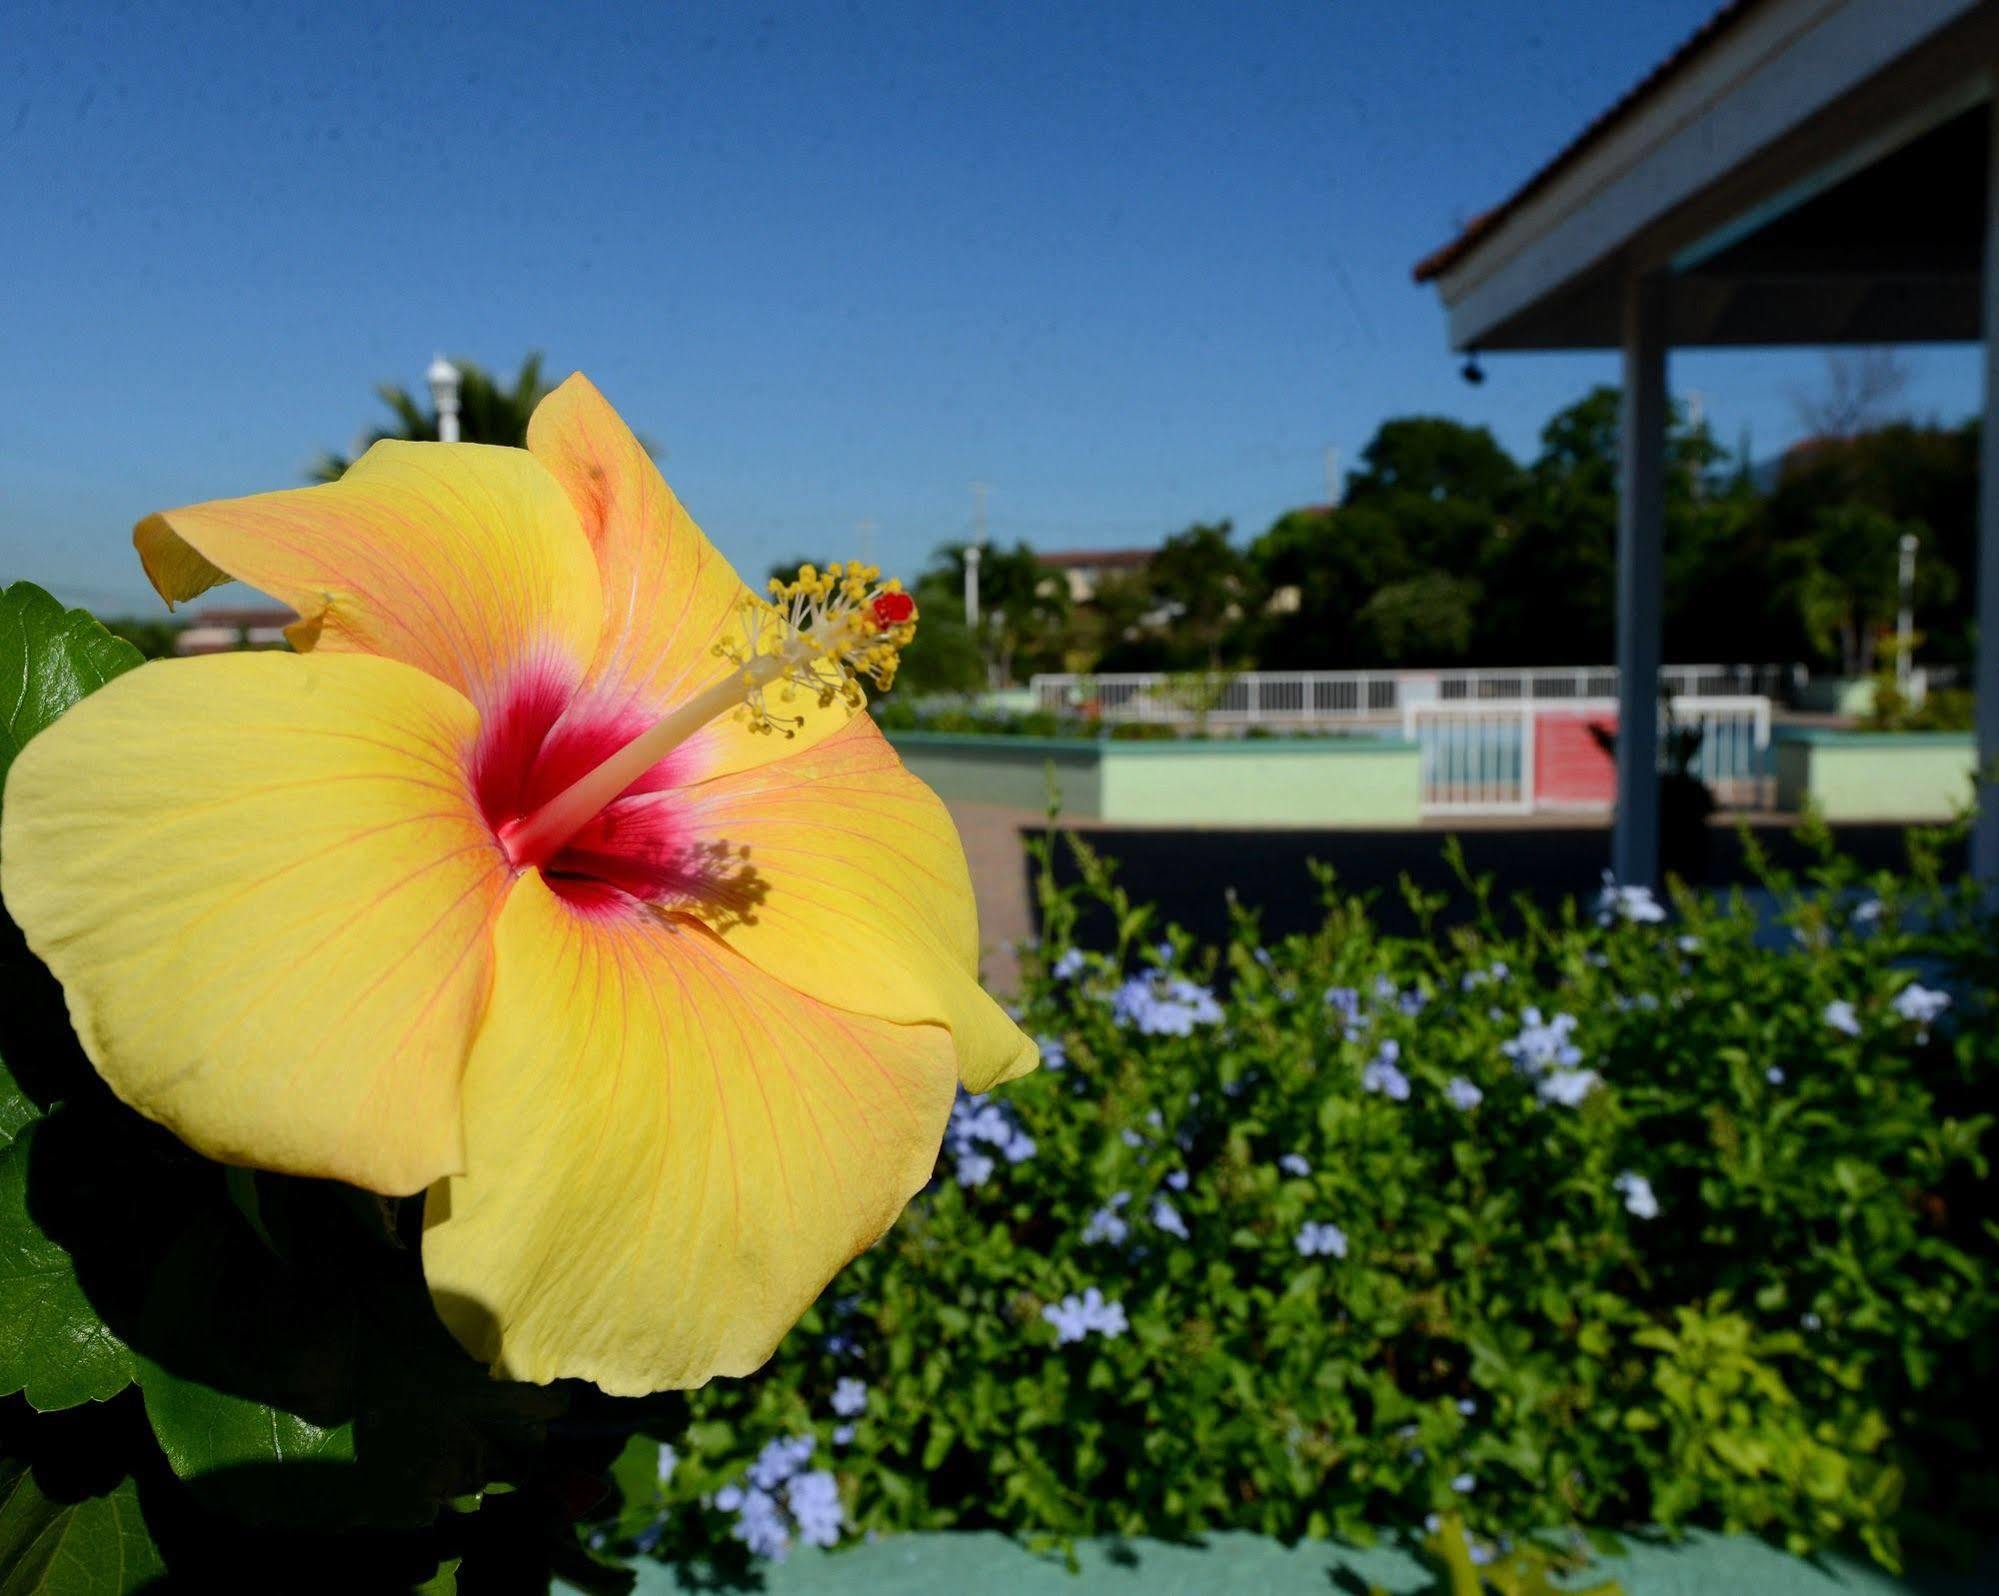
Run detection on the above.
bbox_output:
[310,355,552,482]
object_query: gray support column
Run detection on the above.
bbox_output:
[1975,101,1999,884]
[1612,272,1668,888]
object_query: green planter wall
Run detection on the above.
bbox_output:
[1773,728,1976,821]
[886,733,1423,826]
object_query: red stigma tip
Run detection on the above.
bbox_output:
[870,591,915,628]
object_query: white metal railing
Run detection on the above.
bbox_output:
[1406,696,1773,816]
[1031,665,1793,724]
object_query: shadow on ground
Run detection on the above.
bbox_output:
[1033,821,1963,946]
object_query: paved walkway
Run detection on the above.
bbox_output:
[577,1528,1995,1595]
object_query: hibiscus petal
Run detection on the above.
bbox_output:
[525,374,857,781]
[133,440,602,709]
[421,870,957,1393]
[668,716,1038,1091]
[0,652,509,1195]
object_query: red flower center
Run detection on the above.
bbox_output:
[870,591,915,628]
[471,663,703,919]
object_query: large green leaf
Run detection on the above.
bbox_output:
[0,584,143,804]
[0,1461,163,1595]
[0,1125,136,1412]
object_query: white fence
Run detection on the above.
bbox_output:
[1030,665,1792,725]
[1407,696,1774,817]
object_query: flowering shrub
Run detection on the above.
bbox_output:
[606,829,1998,1578]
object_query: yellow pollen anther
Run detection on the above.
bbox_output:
[715,561,917,737]
[500,560,917,869]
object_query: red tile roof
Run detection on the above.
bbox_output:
[1412,0,1767,284]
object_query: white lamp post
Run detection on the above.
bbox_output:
[963,542,982,632]
[426,354,463,444]
[1896,530,1919,696]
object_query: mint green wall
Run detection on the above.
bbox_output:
[1099,739,1421,825]
[886,734,1102,816]
[1774,731,1976,821]
[887,733,1421,826]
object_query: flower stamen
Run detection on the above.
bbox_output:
[499,562,915,870]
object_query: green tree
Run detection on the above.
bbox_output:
[1782,507,1951,677]
[915,542,1069,687]
[311,355,556,481]
[1766,422,1977,666]
[1145,521,1252,673]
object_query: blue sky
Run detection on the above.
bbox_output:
[2,0,1979,615]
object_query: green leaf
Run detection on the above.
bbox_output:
[412,1558,461,1596]
[137,1350,357,1485]
[0,1461,163,1594]
[132,1208,561,1528]
[0,1058,36,1153]
[0,584,143,803]
[0,1124,136,1411]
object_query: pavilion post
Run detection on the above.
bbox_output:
[1975,99,1999,884]
[1612,271,1667,888]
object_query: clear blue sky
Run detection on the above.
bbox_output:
[2,0,1979,615]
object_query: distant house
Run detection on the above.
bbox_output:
[174,605,297,655]
[1035,547,1153,603]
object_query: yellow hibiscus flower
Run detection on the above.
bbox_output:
[0,374,1036,1395]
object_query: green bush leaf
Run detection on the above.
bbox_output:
[0,1059,36,1153]
[0,1125,135,1412]
[0,584,143,803]
[0,1460,163,1594]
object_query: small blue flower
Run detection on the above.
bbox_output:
[748,1435,816,1492]
[726,1485,789,1560]
[1362,1041,1411,1101]
[787,1469,844,1549]
[1083,1192,1132,1246]
[1537,1068,1599,1107]
[1444,1076,1483,1111]
[1278,1153,1311,1177]
[1503,1008,1582,1073]
[1166,1168,1190,1191]
[1150,1195,1189,1239]
[830,1377,868,1418]
[1613,1171,1659,1219]
[1043,1287,1128,1344]
[657,1442,679,1484]
[1892,982,1950,1028]
[1766,1065,1786,1085]
[1451,1472,1477,1494]
[1037,1035,1067,1070]
[1294,1220,1349,1258]
[1823,999,1861,1037]
[1596,869,1667,924]
[832,1423,856,1446]
[1052,948,1086,981]
[1110,974,1223,1036]
[1324,986,1365,1027]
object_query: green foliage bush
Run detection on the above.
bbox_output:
[609,832,1998,1580]
[4,583,1996,1590]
